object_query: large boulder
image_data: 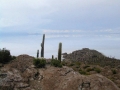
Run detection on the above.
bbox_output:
[41,66,120,90]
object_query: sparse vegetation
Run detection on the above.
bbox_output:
[75,62,81,66]
[86,68,94,72]
[51,59,62,67]
[94,67,101,73]
[83,65,90,69]
[33,58,46,68]
[85,67,101,73]
[63,48,120,68]
[1,36,120,89]
[112,69,117,74]
[61,60,67,66]
[69,63,75,66]
[79,69,87,75]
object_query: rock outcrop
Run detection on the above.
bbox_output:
[0,54,120,90]
[41,66,120,90]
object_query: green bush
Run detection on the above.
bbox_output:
[86,68,94,72]
[86,67,101,73]
[79,69,87,75]
[94,67,101,73]
[69,63,74,66]
[0,48,12,64]
[51,59,62,67]
[61,61,67,66]
[75,65,80,68]
[112,69,117,74]
[75,62,81,66]
[83,65,90,69]
[33,58,46,68]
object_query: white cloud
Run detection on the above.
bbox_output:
[99,29,113,32]
[42,29,85,34]
[0,0,55,27]
[0,0,120,28]
[95,28,120,33]
[0,0,51,10]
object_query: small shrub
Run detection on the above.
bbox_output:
[108,77,114,81]
[83,65,90,69]
[86,67,101,73]
[51,59,62,67]
[0,86,14,90]
[61,61,66,66]
[33,58,46,68]
[86,68,94,72]
[94,67,101,73]
[112,69,117,74]
[79,69,87,75]
[69,63,74,66]
[75,65,80,68]
[75,62,81,66]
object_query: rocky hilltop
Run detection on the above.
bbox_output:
[63,48,120,67]
[63,48,105,61]
[0,54,120,90]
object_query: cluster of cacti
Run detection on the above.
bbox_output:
[58,42,62,62]
[36,34,63,62]
[41,34,45,57]
[36,34,45,58]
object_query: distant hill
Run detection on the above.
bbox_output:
[63,48,106,61]
[63,48,120,67]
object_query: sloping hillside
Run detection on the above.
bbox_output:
[0,54,120,90]
[62,48,120,88]
[63,48,120,67]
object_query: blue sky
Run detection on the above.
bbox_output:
[0,0,120,59]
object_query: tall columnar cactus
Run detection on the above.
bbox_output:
[52,55,54,60]
[41,34,45,57]
[58,42,62,62]
[37,50,39,58]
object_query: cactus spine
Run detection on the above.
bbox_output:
[37,50,39,58]
[58,42,62,62]
[41,34,45,57]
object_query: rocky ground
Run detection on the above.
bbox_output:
[63,61,120,88]
[62,48,120,88]
[0,54,120,90]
